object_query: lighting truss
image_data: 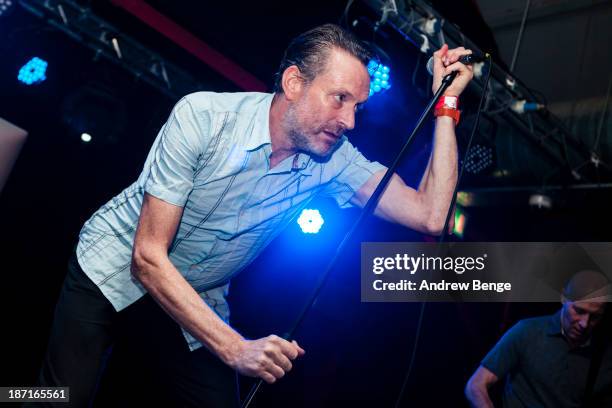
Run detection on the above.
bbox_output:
[359,0,609,184]
[19,0,210,99]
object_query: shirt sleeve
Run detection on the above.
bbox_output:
[321,138,387,209]
[144,96,212,207]
[481,321,526,379]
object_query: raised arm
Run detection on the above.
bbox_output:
[351,45,473,235]
[350,114,457,235]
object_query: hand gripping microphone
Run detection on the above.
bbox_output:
[426,50,489,75]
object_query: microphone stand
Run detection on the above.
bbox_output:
[241,71,459,408]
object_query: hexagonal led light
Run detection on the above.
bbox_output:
[297,209,324,234]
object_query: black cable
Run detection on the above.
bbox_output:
[338,0,356,27]
[510,0,531,72]
[393,54,493,408]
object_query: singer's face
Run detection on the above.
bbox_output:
[285,48,370,159]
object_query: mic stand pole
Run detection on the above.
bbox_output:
[241,71,459,408]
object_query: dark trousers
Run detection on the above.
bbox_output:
[29,251,239,407]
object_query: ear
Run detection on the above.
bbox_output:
[561,294,570,307]
[281,65,305,101]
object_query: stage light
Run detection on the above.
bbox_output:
[453,207,466,238]
[0,0,15,17]
[367,60,391,96]
[529,193,552,209]
[464,144,494,175]
[17,57,48,85]
[80,133,92,143]
[297,209,324,234]
[61,84,127,145]
[456,192,474,207]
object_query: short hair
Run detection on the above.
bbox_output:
[563,269,612,302]
[273,23,372,93]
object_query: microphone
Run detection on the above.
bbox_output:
[426,51,488,75]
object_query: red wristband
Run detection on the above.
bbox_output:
[434,107,461,125]
[435,95,459,110]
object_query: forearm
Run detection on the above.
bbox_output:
[418,115,458,231]
[465,384,495,408]
[131,250,243,364]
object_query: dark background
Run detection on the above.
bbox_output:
[1,0,611,406]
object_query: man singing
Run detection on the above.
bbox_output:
[34,23,473,406]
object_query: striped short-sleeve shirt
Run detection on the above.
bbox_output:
[76,91,386,350]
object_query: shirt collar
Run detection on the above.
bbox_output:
[550,309,592,348]
[244,93,312,175]
[244,93,274,152]
[265,152,312,176]
[292,153,311,173]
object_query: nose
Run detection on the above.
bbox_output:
[338,106,356,131]
[578,315,589,330]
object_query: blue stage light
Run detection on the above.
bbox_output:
[18,57,48,85]
[367,60,391,96]
[367,60,379,75]
[297,209,324,234]
[0,0,15,17]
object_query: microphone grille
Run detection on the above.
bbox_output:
[426,56,434,76]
